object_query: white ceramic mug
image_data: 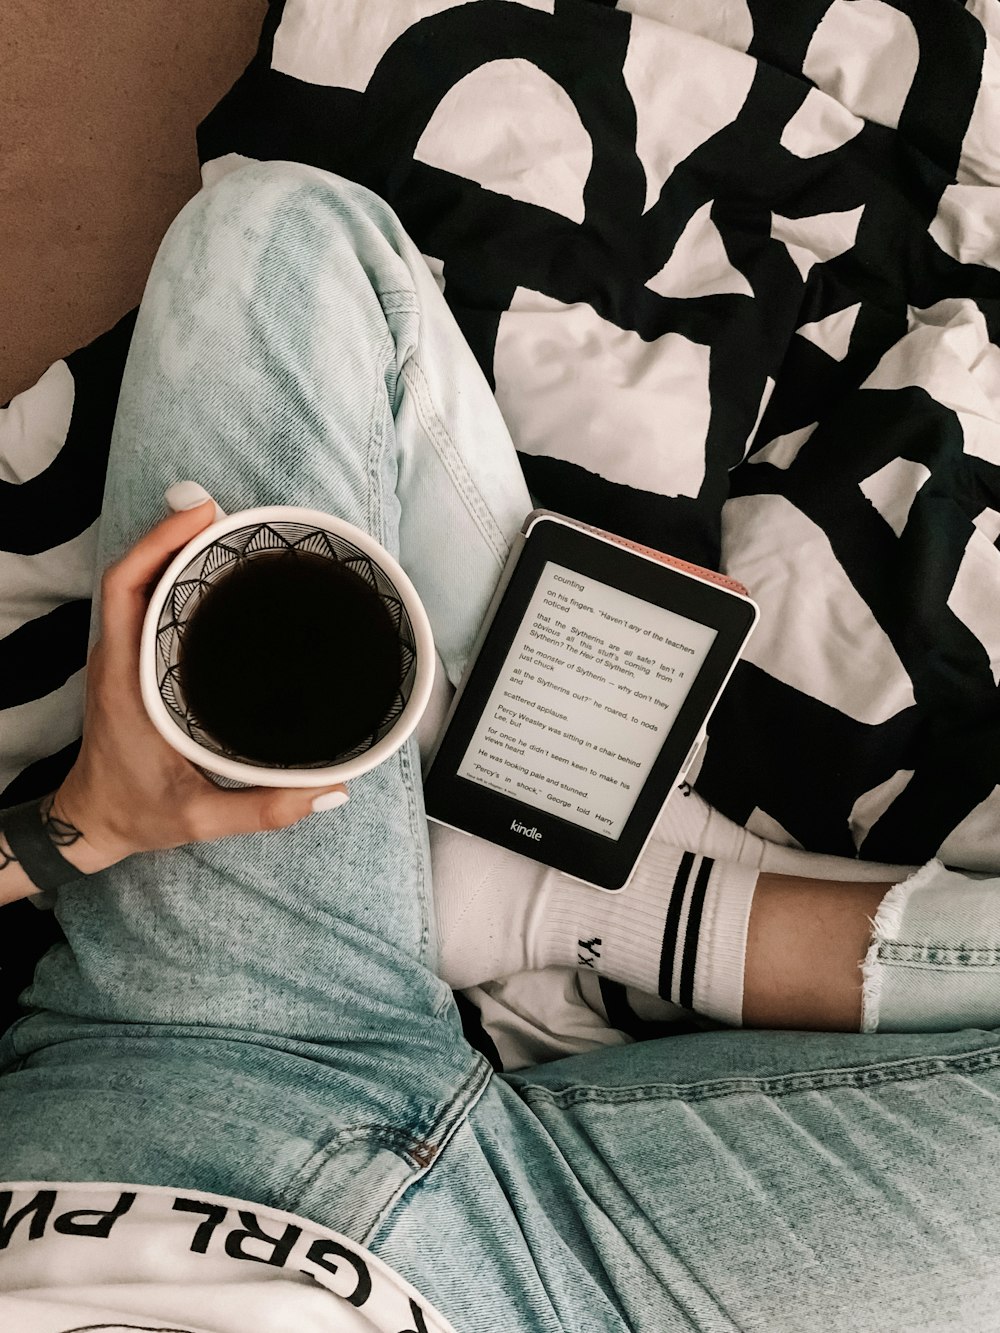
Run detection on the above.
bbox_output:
[139,485,435,787]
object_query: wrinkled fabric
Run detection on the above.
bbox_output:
[3,164,1000,1332]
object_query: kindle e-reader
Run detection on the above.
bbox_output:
[424,511,758,891]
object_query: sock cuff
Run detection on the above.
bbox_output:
[691,860,759,1026]
[539,841,689,989]
[485,836,758,1028]
[592,842,757,1018]
[551,843,757,1025]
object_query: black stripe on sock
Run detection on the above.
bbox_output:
[679,856,715,1010]
[657,850,694,1001]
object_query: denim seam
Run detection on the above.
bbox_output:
[400,359,511,568]
[367,335,396,547]
[509,1044,1000,1108]
[398,735,431,966]
[364,332,433,967]
[283,1052,494,1231]
[378,290,419,313]
[7,1022,450,1062]
[877,942,1000,966]
[360,1051,496,1246]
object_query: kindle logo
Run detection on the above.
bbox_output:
[511,819,542,841]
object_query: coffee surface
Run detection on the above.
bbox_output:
[178,549,403,764]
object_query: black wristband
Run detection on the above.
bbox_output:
[3,798,91,896]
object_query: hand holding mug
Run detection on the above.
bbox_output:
[138,488,434,787]
[52,497,349,874]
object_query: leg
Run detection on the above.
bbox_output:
[380,825,1000,1327]
[40,157,530,1018]
[0,163,529,1225]
[94,158,529,683]
[435,789,1000,1034]
[372,1026,1000,1331]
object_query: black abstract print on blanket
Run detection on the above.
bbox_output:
[3,0,1000,869]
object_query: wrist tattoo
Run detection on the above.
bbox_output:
[39,793,84,849]
[0,795,91,901]
[0,795,85,878]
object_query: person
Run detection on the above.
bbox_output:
[1,160,999,1331]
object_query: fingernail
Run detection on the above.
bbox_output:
[165,481,214,512]
[311,790,349,813]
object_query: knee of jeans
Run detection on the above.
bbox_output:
[207,159,387,239]
[198,159,335,229]
[195,160,408,289]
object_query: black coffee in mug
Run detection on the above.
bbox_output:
[178,550,402,765]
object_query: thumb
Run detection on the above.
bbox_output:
[196,783,349,839]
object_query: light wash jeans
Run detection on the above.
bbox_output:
[3,163,1000,1331]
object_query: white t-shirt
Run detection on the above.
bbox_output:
[0,1182,454,1333]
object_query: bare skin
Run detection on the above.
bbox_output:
[743,874,889,1030]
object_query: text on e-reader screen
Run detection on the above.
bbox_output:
[456,561,717,838]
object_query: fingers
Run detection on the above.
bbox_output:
[164,481,220,515]
[100,500,217,657]
[107,501,217,601]
[309,789,352,813]
[191,784,350,842]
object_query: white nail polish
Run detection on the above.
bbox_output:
[311,791,349,813]
[165,481,214,512]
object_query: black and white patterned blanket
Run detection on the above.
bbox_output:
[4,0,1000,886]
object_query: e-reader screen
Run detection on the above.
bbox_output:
[455,560,717,838]
[424,511,757,890]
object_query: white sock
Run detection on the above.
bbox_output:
[431,823,758,1025]
[656,785,913,881]
[430,823,551,986]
